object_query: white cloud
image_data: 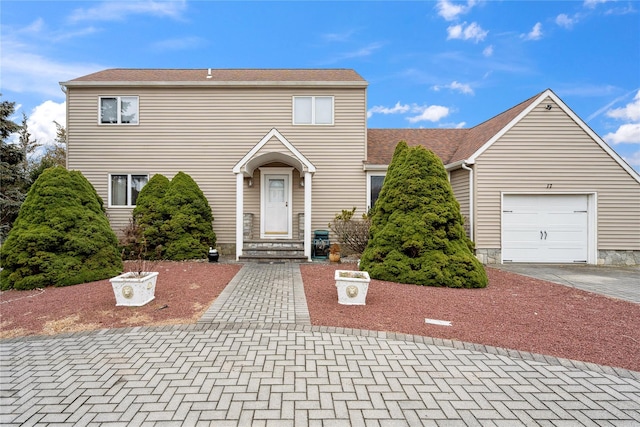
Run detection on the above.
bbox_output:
[436,0,477,21]
[604,123,640,145]
[1,41,103,98]
[367,102,450,123]
[68,0,187,23]
[433,81,474,95]
[622,149,640,168]
[606,90,640,121]
[27,101,66,148]
[483,45,494,57]
[523,22,543,40]
[584,0,611,9]
[407,105,450,123]
[556,13,576,29]
[447,22,488,43]
[367,102,410,118]
[603,90,640,145]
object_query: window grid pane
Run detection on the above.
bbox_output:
[130,175,148,205]
[121,97,139,124]
[315,97,333,124]
[111,175,128,206]
[101,98,118,124]
[294,97,312,124]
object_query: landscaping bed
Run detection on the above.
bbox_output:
[1,261,638,372]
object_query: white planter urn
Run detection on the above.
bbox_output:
[110,271,159,307]
[335,270,370,305]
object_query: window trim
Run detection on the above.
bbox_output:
[98,96,139,125]
[292,96,334,125]
[108,173,148,208]
[367,172,386,212]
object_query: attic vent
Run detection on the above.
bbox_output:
[545,104,552,110]
[207,68,212,79]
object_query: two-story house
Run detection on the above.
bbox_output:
[61,69,640,265]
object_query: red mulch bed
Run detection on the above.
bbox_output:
[1,261,638,372]
[301,263,640,372]
[0,261,241,338]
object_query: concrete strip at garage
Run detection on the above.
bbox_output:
[491,263,640,303]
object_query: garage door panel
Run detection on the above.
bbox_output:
[502,195,589,263]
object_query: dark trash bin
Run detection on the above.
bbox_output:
[312,230,330,259]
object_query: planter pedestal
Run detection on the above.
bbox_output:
[110,272,159,307]
[335,270,370,305]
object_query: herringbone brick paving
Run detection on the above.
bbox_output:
[1,262,639,426]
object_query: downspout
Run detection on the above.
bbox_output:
[60,83,68,169]
[461,162,474,242]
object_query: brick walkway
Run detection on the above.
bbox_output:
[1,262,639,426]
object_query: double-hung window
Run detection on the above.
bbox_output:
[293,96,333,125]
[110,174,148,207]
[100,96,139,124]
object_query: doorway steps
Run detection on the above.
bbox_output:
[239,239,308,263]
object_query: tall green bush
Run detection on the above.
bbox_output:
[160,172,216,260]
[0,167,122,290]
[132,173,170,259]
[360,143,487,288]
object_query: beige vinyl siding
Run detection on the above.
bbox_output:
[67,85,367,244]
[449,168,471,237]
[474,97,640,251]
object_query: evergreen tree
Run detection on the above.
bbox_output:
[17,112,40,176]
[360,143,487,288]
[0,167,123,290]
[132,173,171,259]
[160,172,216,260]
[0,98,26,241]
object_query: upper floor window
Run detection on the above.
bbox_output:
[293,96,333,125]
[100,96,139,125]
[110,174,148,207]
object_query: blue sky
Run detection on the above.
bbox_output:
[2,0,639,171]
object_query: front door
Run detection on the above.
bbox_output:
[261,168,292,238]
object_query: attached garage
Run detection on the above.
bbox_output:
[502,194,595,264]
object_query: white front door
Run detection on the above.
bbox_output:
[261,168,292,238]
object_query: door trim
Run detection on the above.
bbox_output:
[259,167,293,239]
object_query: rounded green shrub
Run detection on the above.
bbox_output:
[160,172,216,261]
[360,143,487,288]
[0,167,123,290]
[132,173,171,259]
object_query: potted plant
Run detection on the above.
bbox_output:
[111,235,159,307]
[329,243,341,263]
[335,270,370,305]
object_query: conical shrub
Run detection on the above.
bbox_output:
[0,167,122,290]
[160,172,216,260]
[360,143,487,288]
[132,173,170,259]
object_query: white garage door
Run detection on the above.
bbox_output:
[502,194,589,263]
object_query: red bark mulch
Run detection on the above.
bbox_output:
[1,261,638,372]
[301,263,640,372]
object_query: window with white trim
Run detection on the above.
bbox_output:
[110,174,148,207]
[100,96,139,124]
[367,173,386,211]
[293,96,333,125]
